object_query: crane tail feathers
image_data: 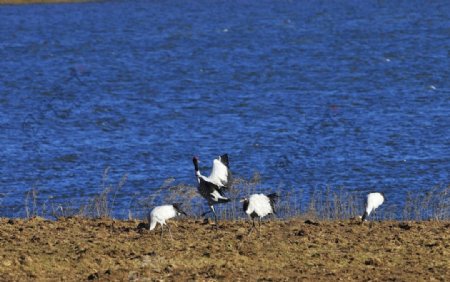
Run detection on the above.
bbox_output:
[267,193,279,213]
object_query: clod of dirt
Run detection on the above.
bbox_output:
[295,230,307,236]
[87,272,99,280]
[136,222,148,232]
[364,258,381,266]
[19,255,32,266]
[398,223,412,230]
[424,242,438,248]
[304,220,320,226]
[164,265,174,273]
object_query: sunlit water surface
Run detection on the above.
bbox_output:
[0,0,449,218]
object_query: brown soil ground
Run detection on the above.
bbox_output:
[0,217,449,281]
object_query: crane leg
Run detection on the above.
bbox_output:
[166,223,174,240]
[248,218,256,235]
[210,205,218,229]
[258,217,262,234]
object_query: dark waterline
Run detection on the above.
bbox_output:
[1,0,449,218]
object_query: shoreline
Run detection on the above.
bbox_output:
[1,217,448,280]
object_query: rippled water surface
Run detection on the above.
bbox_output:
[1,0,449,217]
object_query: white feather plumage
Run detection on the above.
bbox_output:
[195,158,228,188]
[245,194,274,218]
[365,192,384,216]
[208,159,228,187]
[210,189,229,202]
[148,205,179,231]
[362,192,385,221]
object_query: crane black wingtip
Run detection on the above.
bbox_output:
[217,198,231,204]
[267,193,279,202]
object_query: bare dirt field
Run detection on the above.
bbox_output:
[0,217,449,281]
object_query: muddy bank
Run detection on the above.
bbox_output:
[0,217,449,280]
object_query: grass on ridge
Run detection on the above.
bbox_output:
[20,166,450,222]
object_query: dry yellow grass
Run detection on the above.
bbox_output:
[0,217,449,280]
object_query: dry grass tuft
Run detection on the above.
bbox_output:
[18,168,450,222]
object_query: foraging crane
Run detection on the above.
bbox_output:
[148,203,187,239]
[241,193,279,234]
[362,192,385,222]
[192,154,231,226]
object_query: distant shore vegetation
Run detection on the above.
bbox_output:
[14,167,450,221]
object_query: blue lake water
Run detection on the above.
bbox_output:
[0,0,449,218]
